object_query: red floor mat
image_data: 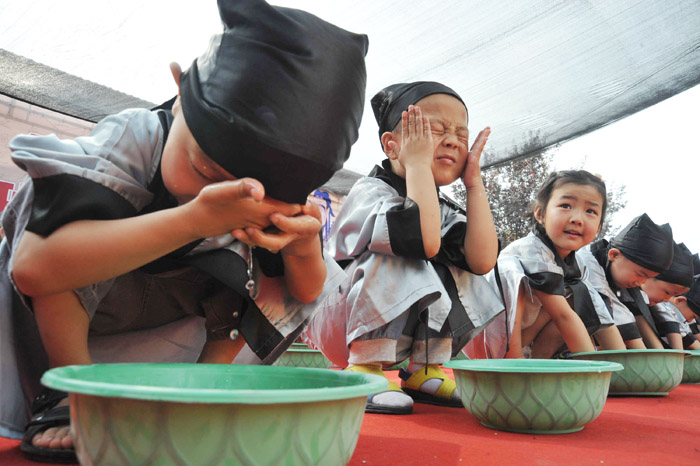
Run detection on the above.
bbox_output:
[2,370,699,465]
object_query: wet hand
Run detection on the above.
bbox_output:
[189,178,302,238]
[462,127,491,189]
[232,200,322,256]
[388,105,434,171]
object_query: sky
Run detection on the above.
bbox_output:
[1,0,698,254]
[548,84,700,254]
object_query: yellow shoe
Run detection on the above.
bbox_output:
[399,365,462,407]
[346,365,413,414]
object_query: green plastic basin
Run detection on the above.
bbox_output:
[444,359,622,434]
[682,350,700,384]
[570,349,688,396]
[273,348,333,369]
[42,363,387,465]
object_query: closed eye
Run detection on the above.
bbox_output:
[190,159,219,182]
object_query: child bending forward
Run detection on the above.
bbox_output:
[304,81,503,414]
[0,0,368,462]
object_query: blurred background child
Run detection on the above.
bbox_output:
[639,242,695,349]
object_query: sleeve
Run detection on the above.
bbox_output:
[502,235,566,296]
[327,177,425,261]
[431,202,471,271]
[690,321,700,334]
[9,109,162,236]
[651,302,682,335]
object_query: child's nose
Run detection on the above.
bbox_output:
[569,212,583,224]
[441,132,459,148]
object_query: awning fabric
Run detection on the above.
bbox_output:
[1,0,699,168]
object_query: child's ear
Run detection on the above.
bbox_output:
[170,62,183,94]
[608,248,621,262]
[381,132,399,160]
[672,296,687,306]
[533,204,545,224]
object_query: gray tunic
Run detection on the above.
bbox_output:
[465,229,613,359]
[303,171,504,366]
[576,245,640,337]
[0,108,343,438]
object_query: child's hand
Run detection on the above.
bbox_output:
[462,127,491,189]
[232,200,323,257]
[188,178,302,239]
[388,105,434,171]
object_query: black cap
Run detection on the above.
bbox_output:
[609,214,674,273]
[180,0,368,204]
[657,242,694,288]
[684,276,700,316]
[370,81,467,144]
[692,253,700,278]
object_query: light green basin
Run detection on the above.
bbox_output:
[570,349,688,396]
[444,359,622,434]
[682,350,700,384]
[42,363,388,465]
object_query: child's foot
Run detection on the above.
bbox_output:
[399,364,463,407]
[346,364,413,414]
[20,389,76,464]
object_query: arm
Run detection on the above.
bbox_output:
[534,289,595,353]
[389,106,442,258]
[462,128,498,274]
[665,332,684,350]
[12,179,301,296]
[233,201,326,303]
[634,316,665,349]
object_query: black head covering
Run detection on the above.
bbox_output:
[370,82,467,143]
[657,242,694,288]
[692,253,700,278]
[180,0,368,204]
[609,214,674,273]
[684,276,700,315]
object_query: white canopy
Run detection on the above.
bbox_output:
[2,0,699,171]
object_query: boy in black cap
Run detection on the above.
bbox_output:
[304,81,503,414]
[576,213,674,349]
[0,0,367,461]
[670,275,700,348]
[641,242,695,349]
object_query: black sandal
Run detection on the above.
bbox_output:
[20,388,77,464]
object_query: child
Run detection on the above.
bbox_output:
[637,242,694,349]
[467,170,616,360]
[576,213,674,349]
[670,275,700,349]
[304,81,503,414]
[0,0,368,462]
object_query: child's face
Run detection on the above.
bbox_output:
[534,183,603,258]
[390,94,469,186]
[671,297,699,322]
[608,249,659,289]
[641,278,690,306]
[161,104,236,204]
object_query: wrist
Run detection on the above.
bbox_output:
[281,236,320,260]
[465,181,486,193]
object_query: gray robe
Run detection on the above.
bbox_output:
[466,229,613,359]
[576,245,640,339]
[303,170,504,367]
[0,108,342,437]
